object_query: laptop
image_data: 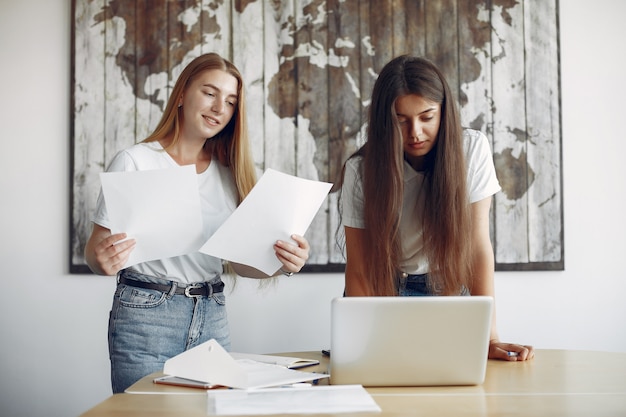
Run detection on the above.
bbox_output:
[330,296,493,386]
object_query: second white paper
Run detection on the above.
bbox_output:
[199,169,332,275]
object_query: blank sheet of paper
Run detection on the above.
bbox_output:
[207,385,381,415]
[199,169,332,275]
[99,165,204,268]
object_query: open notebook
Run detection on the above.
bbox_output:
[330,296,493,386]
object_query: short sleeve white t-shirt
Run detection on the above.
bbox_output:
[341,129,500,275]
[92,141,239,283]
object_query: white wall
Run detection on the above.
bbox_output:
[1,1,625,416]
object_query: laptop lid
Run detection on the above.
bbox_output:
[330,296,493,386]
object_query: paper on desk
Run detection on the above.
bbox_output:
[99,165,205,268]
[163,339,328,390]
[229,352,319,369]
[207,385,381,415]
[199,169,332,275]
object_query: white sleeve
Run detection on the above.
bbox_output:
[464,129,501,203]
[341,157,366,229]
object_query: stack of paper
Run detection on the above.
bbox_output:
[161,339,328,390]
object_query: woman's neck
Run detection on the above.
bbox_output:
[405,154,426,172]
[160,137,211,173]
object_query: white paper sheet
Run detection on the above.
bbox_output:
[99,165,205,268]
[163,339,328,390]
[199,168,332,275]
[206,385,381,415]
[229,352,319,369]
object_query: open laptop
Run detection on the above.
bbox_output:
[330,296,493,386]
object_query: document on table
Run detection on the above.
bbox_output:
[162,339,329,390]
[199,168,332,275]
[99,165,205,268]
[99,166,331,271]
[207,385,381,415]
[229,352,319,369]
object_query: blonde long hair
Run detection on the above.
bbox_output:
[144,53,257,202]
[341,55,472,296]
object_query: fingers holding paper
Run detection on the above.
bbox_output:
[274,234,310,274]
[85,224,136,276]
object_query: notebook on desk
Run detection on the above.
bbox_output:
[329,296,493,386]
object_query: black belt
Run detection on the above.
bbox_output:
[119,276,224,298]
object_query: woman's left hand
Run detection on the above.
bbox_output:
[489,340,535,361]
[274,234,310,274]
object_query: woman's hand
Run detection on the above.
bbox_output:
[273,234,310,275]
[85,224,136,276]
[489,340,535,361]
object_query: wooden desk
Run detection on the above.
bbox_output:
[80,349,626,416]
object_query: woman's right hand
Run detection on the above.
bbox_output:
[84,224,136,276]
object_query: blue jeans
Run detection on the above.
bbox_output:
[399,274,432,296]
[108,270,230,393]
[399,274,470,296]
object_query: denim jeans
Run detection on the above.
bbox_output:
[108,270,230,393]
[399,274,432,296]
[398,274,470,296]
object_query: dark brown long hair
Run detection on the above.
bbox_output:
[143,53,256,203]
[340,55,472,296]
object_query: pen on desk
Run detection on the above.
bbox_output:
[507,351,519,357]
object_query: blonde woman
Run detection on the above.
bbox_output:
[85,53,310,393]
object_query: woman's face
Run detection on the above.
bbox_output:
[179,69,239,142]
[395,94,441,171]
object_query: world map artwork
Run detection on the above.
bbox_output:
[71,0,562,272]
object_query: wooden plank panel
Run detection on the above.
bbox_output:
[133,0,168,141]
[294,0,329,181]
[71,0,106,270]
[104,1,136,165]
[169,0,203,68]
[326,0,361,186]
[424,0,460,104]
[200,0,231,59]
[458,0,496,244]
[71,0,563,272]
[368,0,394,74]
[458,0,493,123]
[126,0,151,142]
[197,0,233,79]
[264,0,297,174]
[391,0,408,56]
[399,0,426,57]
[524,0,562,265]
[292,0,330,264]
[232,0,266,171]
[491,1,530,264]
[357,0,374,117]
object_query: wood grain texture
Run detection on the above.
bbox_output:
[71,0,563,273]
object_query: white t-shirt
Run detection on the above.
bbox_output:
[92,141,239,283]
[341,129,501,275]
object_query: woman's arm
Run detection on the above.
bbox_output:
[469,197,534,361]
[468,197,497,330]
[344,226,373,296]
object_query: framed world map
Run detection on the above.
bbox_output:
[70,0,563,273]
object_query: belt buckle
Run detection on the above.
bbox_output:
[184,283,204,298]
